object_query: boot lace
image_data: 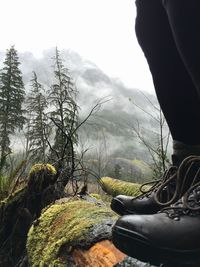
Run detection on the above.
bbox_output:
[160,156,200,220]
[137,155,200,207]
[136,166,178,203]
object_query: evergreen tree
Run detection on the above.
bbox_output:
[0,46,25,169]
[26,72,49,162]
[49,48,78,170]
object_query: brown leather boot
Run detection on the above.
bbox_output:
[111,155,200,215]
[112,156,200,266]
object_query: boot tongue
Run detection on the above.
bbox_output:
[161,157,200,218]
[178,156,200,196]
[171,154,184,167]
[159,182,176,203]
[156,156,200,207]
[154,167,178,205]
[167,184,200,216]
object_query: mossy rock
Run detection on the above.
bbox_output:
[27,199,118,267]
[89,193,102,200]
[29,164,56,176]
[0,163,59,266]
[99,177,150,197]
[28,163,57,193]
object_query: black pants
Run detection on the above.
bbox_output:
[135,0,200,145]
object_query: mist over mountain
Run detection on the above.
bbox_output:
[19,48,157,115]
[1,48,170,179]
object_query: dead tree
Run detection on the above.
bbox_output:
[129,91,171,178]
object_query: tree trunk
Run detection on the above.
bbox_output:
[0,164,60,266]
[26,196,121,266]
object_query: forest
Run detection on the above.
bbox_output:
[0,46,172,199]
[0,46,170,267]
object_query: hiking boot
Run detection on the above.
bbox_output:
[112,156,200,266]
[111,155,199,215]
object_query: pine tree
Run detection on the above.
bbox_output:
[0,46,25,169]
[49,48,78,170]
[26,72,49,162]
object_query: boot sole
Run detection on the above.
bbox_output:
[112,225,200,266]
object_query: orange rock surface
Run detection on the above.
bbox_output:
[72,240,126,267]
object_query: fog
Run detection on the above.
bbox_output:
[0,0,155,93]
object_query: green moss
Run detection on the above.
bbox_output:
[0,186,27,206]
[1,164,57,208]
[28,163,57,194]
[89,193,101,200]
[29,164,57,176]
[100,176,150,197]
[27,200,117,266]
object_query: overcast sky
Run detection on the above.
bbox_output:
[0,0,155,93]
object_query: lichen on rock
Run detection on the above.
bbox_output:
[99,176,150,197]
[27,199,118,267]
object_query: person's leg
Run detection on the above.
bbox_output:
[112,2,200,264]
[111,0,200,216]
[163,0,200,98]
[135,0,200,146]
